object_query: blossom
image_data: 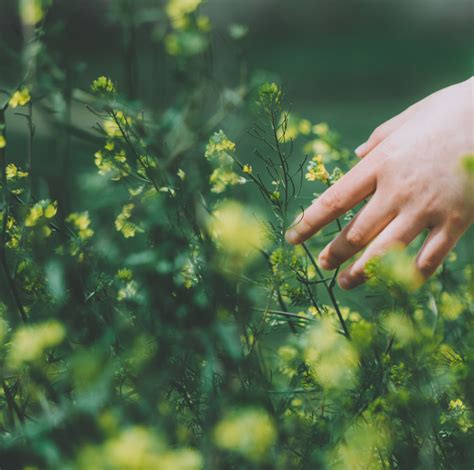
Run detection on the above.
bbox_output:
[77,426,202,470]
[205,131,245,193]
[9,88,31,108]
[6,163,28,180]
[166,0,202,30]
[67,212,94,240]
[207,200,267,265]
[25,200,57,228]
[298,119,312,135]
[91,75,116,94]
[312,122,329,135]
[304,318,359,389]
[205,130,236,163]
[0,135,6,149]
[305,154,329,183]
[115,203,143,238]
[243,164,253,174]
[213,408,276,462]
[258,82,282,111]
[8,320,65,366]
[19,0,44,25]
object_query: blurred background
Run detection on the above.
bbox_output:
[1,0,473,148]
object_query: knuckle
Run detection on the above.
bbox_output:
[417,255,438,277]
[320,188,344,213]
[447,211,466,231]
[370,127,385,144]
[345,227,365,248]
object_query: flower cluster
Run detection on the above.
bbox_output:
[205,130,245,193]
[305,154,329,183]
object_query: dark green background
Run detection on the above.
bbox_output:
[1,0,473,148]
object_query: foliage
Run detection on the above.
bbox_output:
[0,1,473,469]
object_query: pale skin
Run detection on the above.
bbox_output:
[285,77,474,289]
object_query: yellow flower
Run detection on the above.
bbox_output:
[197,15,211,32]
[8,320,65,366]
[449,399,465,412]
[9,87,31,108]
[19,0,44,25]
[365,245,423,291]
[243,164,253,174]
[439,292,464,321]
[166,0,202,30]
[0,135,6,149]
[214,408,276,462]
[25,200,57,229]
[313,122,329,135]
[91,76,116,94]
[304,318,359,389]
[44,201,58,218]
[298,119,312,135]
[305,154,329,183]
[207,200,267,266]
[115,203,143,238]
[117,268,133,281]
[25,203,43,227]
[105,141,115,151]
[67,212,94,240]
[77,426,202,470]
[6,163,29,180]
[205,130,236,162]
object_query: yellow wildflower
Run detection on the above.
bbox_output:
[6,164,28,180]
[8,320,65,366]
[44,201,58,218]
[298,119,312,135]
[439,292,464,321]
[19,0,44,25]
[243,164,252,174]
[197,15,211,32]
[304,318,359,389]
[166,0,202,30]
[213,408,276,462]
[313,122,329,135]
[115,203,143,238]
[117,268,133,281]
[91,75,116,94]
[67,212,94,240]
[0,135,6,149]
[305,155,329,183]
[25,203,43,227]
[9,88,31,108]
[207,200,267,266]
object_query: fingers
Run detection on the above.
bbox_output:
[355,101,424,158]
[285,155,379,245]
[415,227,460,279]
[318,193,395,270]
[337,215,424,290]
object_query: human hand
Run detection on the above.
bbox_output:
[285,77,474,289]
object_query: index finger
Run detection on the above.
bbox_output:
[285,155,378,245]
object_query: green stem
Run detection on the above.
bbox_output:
[302,242,350,338]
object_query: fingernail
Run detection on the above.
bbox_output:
[318,252,332,270]
[338,273,352,290]
[354,142,367,157]
[285,228,299,244]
